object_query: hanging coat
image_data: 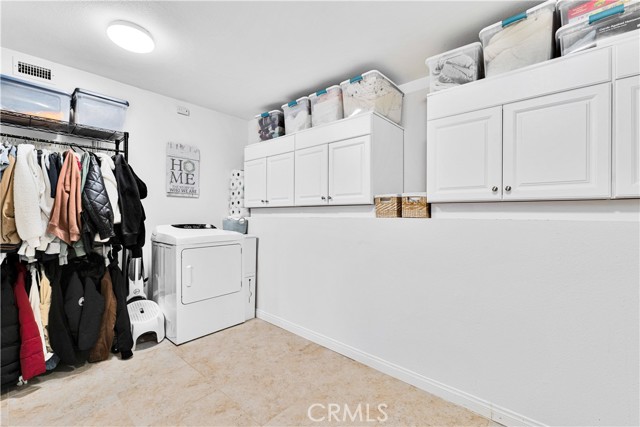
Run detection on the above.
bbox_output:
[27,266,54,363]
[95,153,121,225]
[45,260,76,365]
[39,266,53,353]
[109,254,133,359]
[0,155,20,246]
[36,150,56,252]
[113,155,146,252]
[77,276,104,351]
[47,152,60,199]
[75,253,106,352]
[63,271,84,345]
[1,260,21,388]
[13,262,46,381]
[14,145,45,254]
[82,154,114,240]
[89,269,116,362]
[47,150,82,244]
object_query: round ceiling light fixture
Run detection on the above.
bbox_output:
[107,21,155,53]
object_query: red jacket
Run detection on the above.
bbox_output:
[13,263,45,381]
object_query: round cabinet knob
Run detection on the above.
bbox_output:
[321,196,326,201]
[328,196,333,201]
[505,186,512,192]
[260,200,265,203]
[265,200,269,203]
[491,186,498,192]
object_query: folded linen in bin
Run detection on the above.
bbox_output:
[484,6,554,76]
[431,55,478,91]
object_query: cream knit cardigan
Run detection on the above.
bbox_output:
[14,144,45,255]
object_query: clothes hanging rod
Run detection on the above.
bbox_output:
[1,132,120,154]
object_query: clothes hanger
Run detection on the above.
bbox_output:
[70,143,87,153]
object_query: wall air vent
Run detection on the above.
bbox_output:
[12,57,57,84]
[17,61,52,80]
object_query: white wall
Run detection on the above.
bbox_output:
[246,77,640,426]
[252,217,640,427]
[1,48,248,265]
[399,78,429,192]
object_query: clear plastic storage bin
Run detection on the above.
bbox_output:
[281,96,311,133]
[426,42,484,92]
[480,0,557,77]
[309,85,343,127]
[255,110,285,141]
[340,70,404,124]
[72,89,129,131]
[0,74,71,121]
[557,0,630,25]
[556,1,640,55]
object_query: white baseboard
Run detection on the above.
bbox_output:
[257,309,546,427]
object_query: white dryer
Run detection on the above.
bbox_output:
[150,224,245,345]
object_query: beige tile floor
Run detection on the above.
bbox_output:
[1,319,497,427]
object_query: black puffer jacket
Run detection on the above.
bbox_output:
[82,153,114,249]
[1,260,20,388]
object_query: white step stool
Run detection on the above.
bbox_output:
[128,300,165,350]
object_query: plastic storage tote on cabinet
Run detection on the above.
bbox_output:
[480,0,557,77]
[0,74,71,121]
[281,96,311,133]
[426,42,484,92]
[340,70,404,125]
[557,0,629,25]
[309,85,343,127]
[255,110,285,141]
[556,1,640,56]
[72,89,129,131]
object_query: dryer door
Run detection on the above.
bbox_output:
[181,244,242,305]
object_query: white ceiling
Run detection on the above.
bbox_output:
[0,1,541,119]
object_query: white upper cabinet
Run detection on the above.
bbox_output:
[329,136,372,205]
[244,135,294,208]
[244,113,403,208]
[427,107,502,202]
[295,144,328,206]
[503,83,611,200]
[614,75,640,198]
[266,152,294,207]
[244,158,266,208]
[426,41,639,204]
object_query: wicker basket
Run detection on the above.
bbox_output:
[401,195,430,218]
[375,195,402,218]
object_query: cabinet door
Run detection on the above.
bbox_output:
[295,144,328,206]
[614,76,640,198]
[328,136,371,205]
[503,84,611,200]
[266,152,294,207]
[426,107,503,202]
[244,158,266,208]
